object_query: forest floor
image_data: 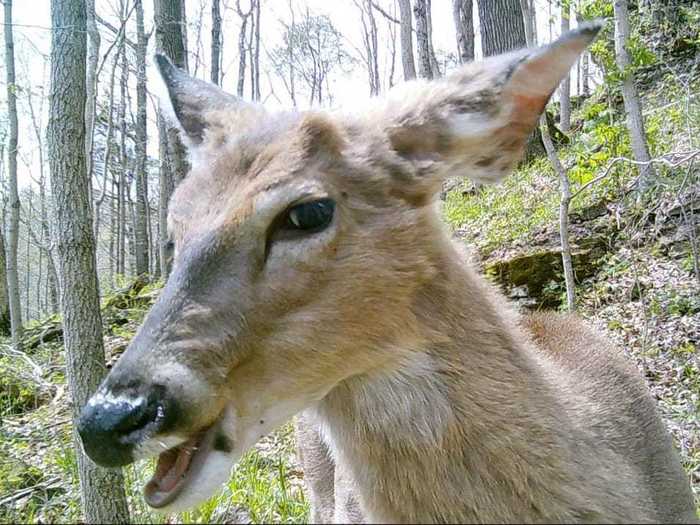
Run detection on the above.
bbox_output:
[1,66,699,524]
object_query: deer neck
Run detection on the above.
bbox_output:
[313,249,581,523]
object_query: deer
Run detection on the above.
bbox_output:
[77,23,697,523]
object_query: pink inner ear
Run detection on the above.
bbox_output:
[511,92,549,128]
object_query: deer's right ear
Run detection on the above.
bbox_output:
[153,54,264,148]
[374,22,602,193]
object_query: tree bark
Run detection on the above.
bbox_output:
[0,232,11,335]
[236,0,252,98]
[413,0,434,79]
[540,114,576,312]
[154,0,189,279]
[85,0,100,186]
[477,0,543,162]
[253,0,261,101]
[157,114,174,278]
[47,0,130,522]
[153,0,188,148]
[3,0,24,348]
[559,3,571,133]
[477,0,527,56]
[519,0,536,46]
[93,52,119,244]
[134,0,149,276]
[397,0,416,80]
[425,0,440,76]
[613,0,656,192]
[453,0,474,63]
[118,34,127,277]
[210,0,222,85]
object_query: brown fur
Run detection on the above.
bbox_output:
[90,27,696,523]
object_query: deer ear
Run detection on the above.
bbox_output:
[153,54,264,147]
[381,22,602,188]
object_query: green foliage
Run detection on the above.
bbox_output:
[443,158,558,254]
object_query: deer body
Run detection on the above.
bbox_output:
[77,24,697,523]
[297,244,695,523]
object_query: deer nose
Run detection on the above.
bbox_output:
[78,386,166,467]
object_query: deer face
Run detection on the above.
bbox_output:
[78,25,600,512]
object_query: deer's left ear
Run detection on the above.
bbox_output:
[379,22,602,189]
[152,54,265,148]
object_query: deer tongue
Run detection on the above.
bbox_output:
[145,436,199,497]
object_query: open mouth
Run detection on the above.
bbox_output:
[144,425,218,508]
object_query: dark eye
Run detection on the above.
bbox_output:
[284,199,335,232]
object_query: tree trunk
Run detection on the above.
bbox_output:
[413,0,434,79]
[3,0,24,348]
[519,0,536,46]
[253,0,261,101]
[577,9,590,96]
[154,0,189,179]
[210,0,222,85]
[453,0,474,63]
[357,0,381,96]
[477,0,527,56]
[93,53,119,244]
[47,0,130,522]
[397,0,416,80]
[613,0,656,192]
[118,36,128,277]
[0,232,11,335]
[85,0,100,188]
[157,115,174,278]
[540,114,576,312]
[425,0,440,76]
[236,1,252,98]
[477,0,543,162]
[154,0,189,279]
[134,0,149,276]
[559,3,571,133]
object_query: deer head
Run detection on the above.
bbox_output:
[78,24,601,512]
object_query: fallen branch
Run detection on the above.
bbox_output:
[571,150,700,201]
[0,477,62,507]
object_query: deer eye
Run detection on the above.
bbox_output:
[284,199,335,232]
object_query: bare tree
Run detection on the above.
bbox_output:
[154,0,189,278]
[236,0,253,97]
[425,0,440,75]
[560,2,571,133]
[253,0,261,101]
[117,13,128,277]
[3,0,24,348]
[211,0,222,85]
[85,0,100,182]
[134,0,149,276]
[519,0,536,46]
[397,0,416,80]
[93,52,119,245]
[453,0,474,63]
[47,0,130,521]
[613,0,656,191]
[477,0,543,161]
[575,11,590,96]
[0,232,10,334]
[24,74,60,315]
[269,12,351,107]
[355,0,381,95]
[413,0,435,79]
[540,114,576,312]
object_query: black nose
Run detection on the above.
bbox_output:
[78,386,165,467]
